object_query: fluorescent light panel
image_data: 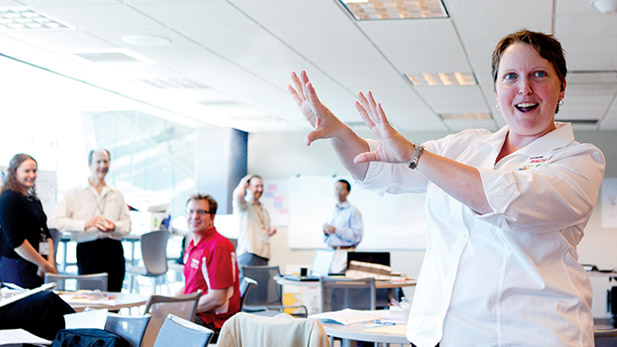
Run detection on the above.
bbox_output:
[0,6,71,31]
[406,72,476,86]
[440,113,492,120]
[340,0,448,20]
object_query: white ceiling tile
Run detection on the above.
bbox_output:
[29,3,163,30]
[444,0,552,18]
[5,30,116,51]
[137,0,253,28]
[415,86,489,113]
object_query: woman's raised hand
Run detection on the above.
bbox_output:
[353,91,415,165]
[288,70,346,145]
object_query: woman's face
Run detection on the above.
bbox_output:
[15,159,37,194]
[495,42,565,138]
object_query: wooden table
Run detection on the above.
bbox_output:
[58,291,147,312]
[321,322,410,345]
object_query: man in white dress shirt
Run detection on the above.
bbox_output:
[50,149,131,291]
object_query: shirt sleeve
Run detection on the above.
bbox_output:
[205,244,235,290]
[0,192,27,249]
[357,139,430,195]
[48,193,87,232]
[476,143,605,233]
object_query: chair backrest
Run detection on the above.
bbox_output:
[240,265,282,308]
[240,277,258,309]
[44,272,108,291]
[141,230,170,275]
[153,314,213,347]
[320,277,376,312]
[105,312,151,347]
[227,237,238,250]
[218,312,330,347]
[594,328,617,347]
[142,290,202,347]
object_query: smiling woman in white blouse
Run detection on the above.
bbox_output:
[288,29,605,347]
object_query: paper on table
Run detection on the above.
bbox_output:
[0,328,51,345]
[309,309,385,325]
[363,324,408,335]
[64,309,108,329]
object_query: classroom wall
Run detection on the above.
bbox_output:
[247,129,617,302]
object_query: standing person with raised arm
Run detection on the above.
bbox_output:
[323,179,363,274]
[233,174,276,270]
[289,30,605,346]
[0,154,58,288]
[49,149,130,292]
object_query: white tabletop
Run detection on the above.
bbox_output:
[58,291,147,312]
[321,322,410,344]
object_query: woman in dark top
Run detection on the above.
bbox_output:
[0,153,57,288]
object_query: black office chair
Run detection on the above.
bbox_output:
[320,276,376,312]
[240,265,308,317]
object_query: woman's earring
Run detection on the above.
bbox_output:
[496,103,500,110]
[558,99,564,107]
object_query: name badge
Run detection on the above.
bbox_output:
[191,258,200,269]
[39,242,50,256]
[518,154,551,171]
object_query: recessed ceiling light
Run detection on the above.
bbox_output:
[0,6,72,31]
[121,34,171,47]
[405,72,477,86]
[339,0,448,20]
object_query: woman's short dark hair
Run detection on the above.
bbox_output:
[491,29,567,113]
[186,193,218,216]
[1,153,37,197]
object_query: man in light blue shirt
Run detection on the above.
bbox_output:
[323,179,363,273]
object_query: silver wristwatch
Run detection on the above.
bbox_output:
[408,144,425,169]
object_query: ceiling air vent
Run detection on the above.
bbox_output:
[72,49,152,65]
[568,71,617,84]
[74,52,140,64]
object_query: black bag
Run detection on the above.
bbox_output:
[52,328,130,347]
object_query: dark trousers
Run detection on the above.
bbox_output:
[0,291,75,339]
[0,256,43,289]
[77,238,125,292]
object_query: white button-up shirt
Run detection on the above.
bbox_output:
[323,201,363,248]
[49,182,131,243]
[359,123,605,347]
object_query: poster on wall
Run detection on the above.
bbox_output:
[288,175,427,251]
[601,177,617,228]
[260,179,289,227]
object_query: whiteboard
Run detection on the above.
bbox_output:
[288,176,427,251]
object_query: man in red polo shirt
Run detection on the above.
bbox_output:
[176,193,240,331]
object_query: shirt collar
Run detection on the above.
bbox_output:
[336,200,350,209]
[81,180,113,196]
[479,122,574,156]
[191,226,217,247]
